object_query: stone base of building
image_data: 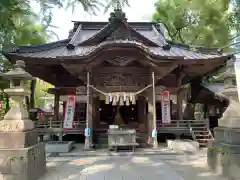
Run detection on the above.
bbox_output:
[207,127,240,180]
[0,143,46,180]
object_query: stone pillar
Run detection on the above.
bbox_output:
[84,71,93,150]
[0,60,46,180]
[207,56,240,179]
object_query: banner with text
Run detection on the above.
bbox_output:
[161,90,171,124]
[63,95,76,129]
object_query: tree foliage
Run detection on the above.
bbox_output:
[152,0,238,48]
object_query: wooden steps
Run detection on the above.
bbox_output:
[188,120,214,147]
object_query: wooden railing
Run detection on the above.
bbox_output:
[34,118,209,136]
[34,119,86,135]
[157,119,189,133]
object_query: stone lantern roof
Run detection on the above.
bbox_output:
[3,60,33,80]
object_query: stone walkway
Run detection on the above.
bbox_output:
[41,148,227,180]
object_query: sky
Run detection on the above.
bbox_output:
[33,0,157,40]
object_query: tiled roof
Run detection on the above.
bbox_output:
[2,20,232,61]
[7,39,230,60]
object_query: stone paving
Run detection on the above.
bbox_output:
[40,148,227,180]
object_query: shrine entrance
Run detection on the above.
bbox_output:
[99,100,138,128]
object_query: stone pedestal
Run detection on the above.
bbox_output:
[207,131,240,179]
[0,143,46,180]
[0,60,46,180]
[207,57,240,179]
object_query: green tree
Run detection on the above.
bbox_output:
[0,0,49,114]
[152,0,238,48]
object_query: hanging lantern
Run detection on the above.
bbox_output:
[119,96,124,106]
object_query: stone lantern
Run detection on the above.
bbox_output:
[207,56,240,179]
[0,60,46,180]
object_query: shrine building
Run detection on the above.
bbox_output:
[2,8,233,148]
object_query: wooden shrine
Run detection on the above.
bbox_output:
[2,7,233,148]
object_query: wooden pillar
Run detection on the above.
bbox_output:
[30,79,36,109]
[147,91,153,144]
[152,71,158,148]
[93,96,100,129]
[138,96,146,131]
[147,72,158,148]
[53,91,60,121]
[176,70,185,120]
[53,90,61,141]
[84,71,93,149]
[177,90,183,120]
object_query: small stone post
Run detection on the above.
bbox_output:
[0,60,46,180]
[207,56,240,179]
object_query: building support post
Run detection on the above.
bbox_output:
[54,91,61,141]
[152,71,158,148]
[177,90,183,120]
[84,71,93,150]
[138,96,146,131]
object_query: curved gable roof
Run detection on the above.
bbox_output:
[2,9,233,62]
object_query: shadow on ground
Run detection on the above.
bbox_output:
[40,148,227,180]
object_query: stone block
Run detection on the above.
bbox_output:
[167,139,199,153]
[0,130,38,149]
[214,127,240,145]
[0,120,34,132]
[0,143,46,180]
[208,141,240,179]
[45,141,74,153]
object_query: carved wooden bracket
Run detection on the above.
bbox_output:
[106,56,136,66]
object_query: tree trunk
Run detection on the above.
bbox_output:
[30,79,36,109]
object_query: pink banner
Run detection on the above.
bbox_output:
[161,90,171,124]
[63,95,76,129]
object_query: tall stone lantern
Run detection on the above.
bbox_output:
[207,56,240,179]
[0,60,46,180]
